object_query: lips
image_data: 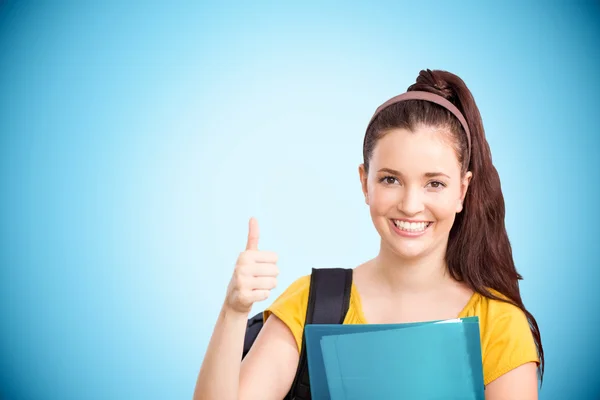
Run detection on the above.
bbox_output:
[391,219,432,233]
[389,219,433,237]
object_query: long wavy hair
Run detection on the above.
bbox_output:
[362,69,544,382]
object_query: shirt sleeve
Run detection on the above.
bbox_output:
[482,299,540,385]
[263,275,311,353]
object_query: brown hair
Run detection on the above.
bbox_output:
[362,69,544,382]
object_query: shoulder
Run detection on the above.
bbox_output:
[468,289,539,386]
[475,288,532,333]
[263,275,311,353]
[275,274,311,300]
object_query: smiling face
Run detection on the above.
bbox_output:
[359,125,472,261]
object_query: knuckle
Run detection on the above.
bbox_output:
[238,251,250,264]
[265,265,278,278]
[237,275,251,290]
[259,250,276,262]
[234,261,252,276]
[269,252,279,262]
[232,268,244,283]
[239,290,252,305]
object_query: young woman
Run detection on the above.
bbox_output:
[193,69,544,400]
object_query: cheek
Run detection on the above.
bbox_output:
[426,193,461,220]
[369,188,398,212]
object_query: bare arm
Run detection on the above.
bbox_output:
[239,314,300,399]
[192,217,297,400]
[193,307,299,400]
[484,362,539,400]
[193,305,248,400]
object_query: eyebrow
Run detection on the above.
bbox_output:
[377,168,451,179]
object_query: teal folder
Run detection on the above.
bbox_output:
[305,321,439,399]
[304,317,484,400]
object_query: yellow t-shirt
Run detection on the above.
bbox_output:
[264,275,539,386]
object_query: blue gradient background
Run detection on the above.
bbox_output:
[1,1,598,399]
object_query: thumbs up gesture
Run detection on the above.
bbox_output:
[224,217,280,315]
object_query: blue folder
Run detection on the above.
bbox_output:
[304,317,484,400]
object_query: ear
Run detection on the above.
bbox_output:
[358,163,369,205]
[456,171,473,213]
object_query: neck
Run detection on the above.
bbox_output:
[373,240,452,295]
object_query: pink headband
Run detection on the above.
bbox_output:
[366,91,472,167]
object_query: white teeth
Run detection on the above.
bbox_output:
[393,220,429,232]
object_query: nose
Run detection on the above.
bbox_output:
[397,186,425,216]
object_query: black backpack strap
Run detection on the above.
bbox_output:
[287,267,353,400]
[242,312,264,360]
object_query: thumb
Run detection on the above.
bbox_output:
[246,217,259,251]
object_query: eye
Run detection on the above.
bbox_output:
[426,180,447,189]
[379,175,399,185]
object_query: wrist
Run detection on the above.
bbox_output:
[220,303,251,320]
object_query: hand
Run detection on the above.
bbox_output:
[224,217,279,315]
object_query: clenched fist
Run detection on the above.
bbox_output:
[224,217,279,315]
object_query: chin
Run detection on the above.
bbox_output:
[390,243,429,260]
[378,233,426,258]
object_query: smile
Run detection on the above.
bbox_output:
[390,219,433,236]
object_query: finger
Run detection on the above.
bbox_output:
[246,217,259,251]
[248,289,270,303]
[236,262,278,279]
[240,250,278,264]
[251,276,278,290]
[246,263,279,277]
